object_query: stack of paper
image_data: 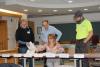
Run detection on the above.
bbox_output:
[26,42,36,54]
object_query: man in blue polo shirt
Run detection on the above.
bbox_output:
[41,20,62,43]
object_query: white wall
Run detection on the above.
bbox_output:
[2,16,19,50]
[29,12,100,41]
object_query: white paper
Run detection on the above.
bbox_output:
[23,54,32,57]
[26,42,36,54]
[2,54,11,57]
[57,53,69,58]
[12,54,23,57]
[74,54,84,58]
[26,50,35,54]
[34,53,44,57]
[44,52,56,57]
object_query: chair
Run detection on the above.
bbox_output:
[88,35,100,67]
[90,35,99,48]
[0,63,22,67]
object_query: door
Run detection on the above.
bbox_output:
[0,20,8,50]
[28,21,35,33]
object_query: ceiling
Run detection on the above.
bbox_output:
[0,0,100,17]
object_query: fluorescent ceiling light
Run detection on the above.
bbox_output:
[84,8,88,11]
[68,9,72,12]
[53,10,58,12]
[0,8,23,15]
[38,9,43,12]
[24,9,28,12]
[68,0,73,3]
[30,0,35,2]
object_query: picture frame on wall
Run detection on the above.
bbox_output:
[37,26,42,34]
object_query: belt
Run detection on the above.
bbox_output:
[76,38,86,41]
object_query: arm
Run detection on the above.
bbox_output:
[15,28,26,44]
[57,45,64,53]
[54,43,64,53]
[84,31,93,43]
[36,44,46,52]
[53,27,62,41]
[84,21,93,43]
[15,29,19,42]
[15,29,19,47]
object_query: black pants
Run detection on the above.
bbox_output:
[0,63,21,67]
[39,49,47,67]
[76,39,89,67]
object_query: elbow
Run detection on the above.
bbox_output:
[58,31,62,35]
[89,31,93,37]
[61,32,62,36]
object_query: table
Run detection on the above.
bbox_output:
[0,53,100,67]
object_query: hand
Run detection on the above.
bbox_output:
[26,42,30,46]
[52,49,59,53]
[83,39,88,44]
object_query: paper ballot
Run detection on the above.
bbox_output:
[44,52,56,57]
[57,53,69,58]
[74,54,84,58]
[26,42,36,54]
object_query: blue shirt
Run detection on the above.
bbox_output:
[41,25,62,43]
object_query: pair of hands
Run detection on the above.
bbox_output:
[36,45,45,52]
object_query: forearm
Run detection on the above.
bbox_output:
[36,45,46,52]
[84,31,93,43]
[56,32,62,41]
[18,40,26,44]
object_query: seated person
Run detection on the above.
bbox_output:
[36,34,64,67]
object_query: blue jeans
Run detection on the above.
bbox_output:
[18,46,33,67]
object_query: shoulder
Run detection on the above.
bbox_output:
[16,27,21,32]
[49,25,54,28]
[84,18,91,24]
[49,25,56,29]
